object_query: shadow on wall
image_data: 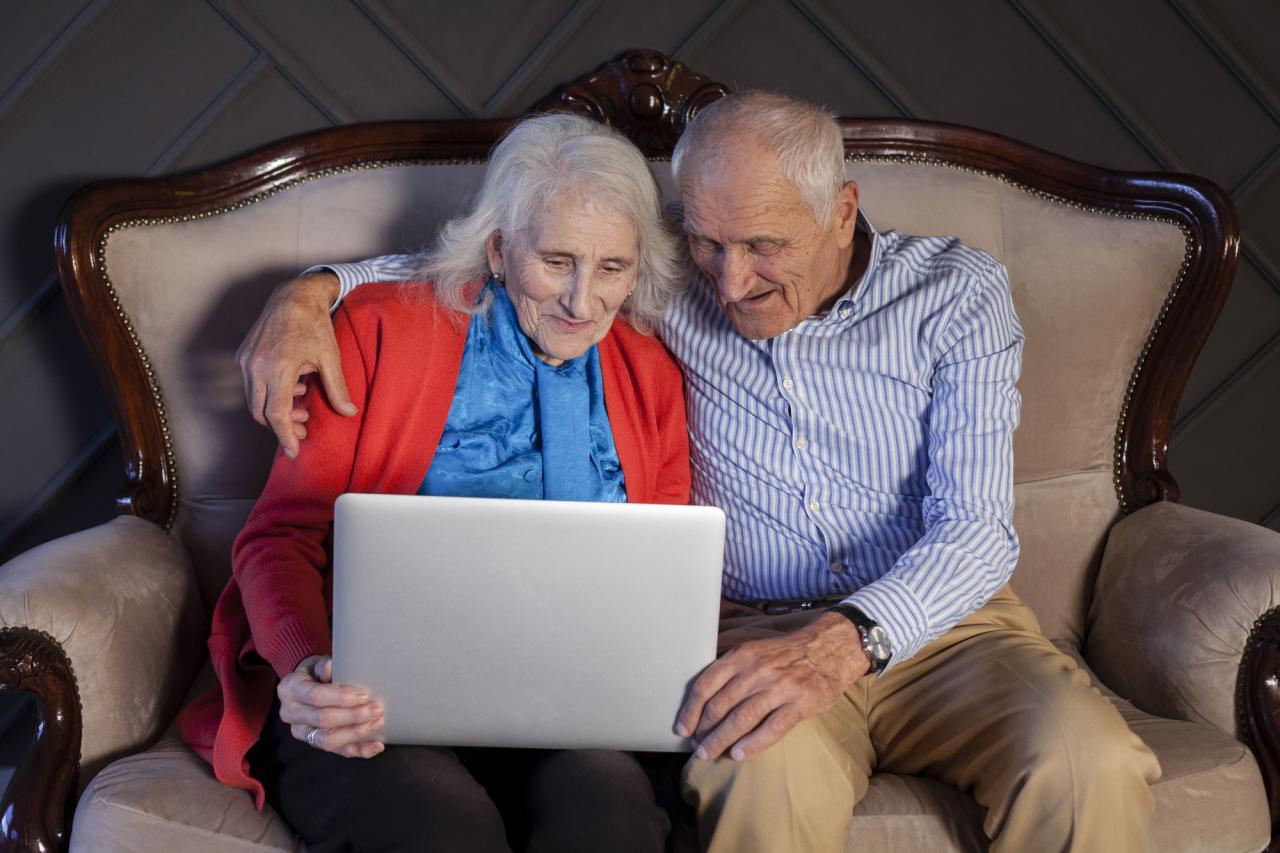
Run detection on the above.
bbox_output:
[0,177,123,563]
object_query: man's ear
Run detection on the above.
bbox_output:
[485,231,504,278]
[833,180,860,249]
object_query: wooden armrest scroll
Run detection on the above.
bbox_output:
[0,627,81,853]
[1241,606,1280,852]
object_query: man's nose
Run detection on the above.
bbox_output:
[716,248,755,302]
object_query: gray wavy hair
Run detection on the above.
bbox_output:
[416,112,682,329]
[671,91,846,227]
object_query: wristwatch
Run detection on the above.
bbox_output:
[828,604,893,674]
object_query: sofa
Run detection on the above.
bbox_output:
[1,49,1277,852]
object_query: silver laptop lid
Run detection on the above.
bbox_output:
[332,494,725,752]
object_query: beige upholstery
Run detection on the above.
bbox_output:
[1088,501,1280,737]
[105,164,488,608]
[34,153,1265,849]
[844,649,1271,852]
[0,516,205,784]
[851,162,1183,644]
[72,729,299,853]
[67,654,1269,853]
[103,160,1182,644]
[72,664,300,853]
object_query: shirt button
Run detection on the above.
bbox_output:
[830,561,846,574]
[794,436,808,450]
[838,304,853,318]
[808,499,821,512]
[782,378,794,391]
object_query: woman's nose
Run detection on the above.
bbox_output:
[562,270,592,318]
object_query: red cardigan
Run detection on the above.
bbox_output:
[179,283,691,808]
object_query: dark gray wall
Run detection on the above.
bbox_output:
[2,0,1279,563]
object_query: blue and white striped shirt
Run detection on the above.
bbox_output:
[319,215,1022,666]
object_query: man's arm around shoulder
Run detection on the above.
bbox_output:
[236,255,420,456]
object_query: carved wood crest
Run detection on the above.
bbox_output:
[532,49,730,156]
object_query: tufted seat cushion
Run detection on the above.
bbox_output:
[843,649,1269,852]
[74,657,1267,853]
[71,730,299,853]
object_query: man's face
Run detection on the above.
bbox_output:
[681,143,858,339]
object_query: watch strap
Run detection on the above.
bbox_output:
[828,603,891,674]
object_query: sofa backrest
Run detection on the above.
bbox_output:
[91,152,1197,647]
[848,159,1186,643]
[60,55,1234,652]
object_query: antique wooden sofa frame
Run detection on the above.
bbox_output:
[0,48,1276,852]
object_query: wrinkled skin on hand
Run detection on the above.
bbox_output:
[278,655,385,758]
[676,612,869,761]
[237,272,356,457]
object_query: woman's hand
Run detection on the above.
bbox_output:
[278,655,385,758]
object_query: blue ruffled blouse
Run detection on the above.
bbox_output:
[419,280,627,503]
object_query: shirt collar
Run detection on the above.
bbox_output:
[793,210,883,333]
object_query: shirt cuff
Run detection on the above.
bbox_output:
[303,262,386,313]
[842,576,930,673]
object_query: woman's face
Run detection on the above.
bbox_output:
[487,194,639,365]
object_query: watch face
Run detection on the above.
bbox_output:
[866,625,892,662]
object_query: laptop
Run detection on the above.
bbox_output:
[331,493,726,752]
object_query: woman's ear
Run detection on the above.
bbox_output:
[485,231,504,280]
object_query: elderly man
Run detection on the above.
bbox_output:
[238,92,1160,852]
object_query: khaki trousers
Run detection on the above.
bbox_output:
[682,586,1161,853]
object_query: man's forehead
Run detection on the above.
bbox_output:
[688,139,787,186]
[682,141,805,211]
[682,175,810,237]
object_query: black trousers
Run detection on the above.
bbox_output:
[250,701,671,853]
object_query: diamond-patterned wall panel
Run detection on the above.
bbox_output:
[489,0,725,114]
[1172,339,1280,524]
[0,1,91,96]
[1180,256,1280,414]
[682,0,901,115]
[217,0,465,121]
[164,65,333,174]
[1177,0,1280,107]
[1020,0,1280,188]
[373,0,581,114]
[0,299,111,539]
[807,0,1159,170]
[2,0,1279,561]
[1239,167,1280,281]
[0,0,256,320]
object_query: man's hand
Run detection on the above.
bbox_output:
[676,612,869,762]
[278,655,385,758]
[237,271,357,458]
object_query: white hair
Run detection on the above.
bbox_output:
[415,112,682,329]
[671,91,846,227]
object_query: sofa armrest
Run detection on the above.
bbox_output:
[1085,501,1280,738]
[0,515,206,851]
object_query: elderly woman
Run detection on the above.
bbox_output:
[179,114,690,853]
